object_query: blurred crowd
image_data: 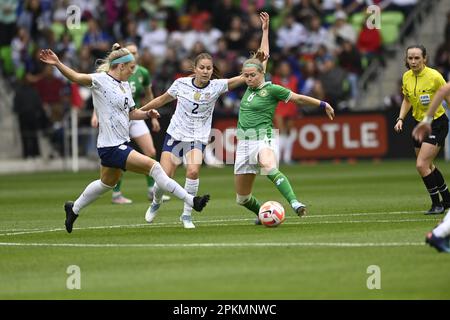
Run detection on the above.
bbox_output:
[0,0,419,159]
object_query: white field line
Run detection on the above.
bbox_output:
[0,217,437,237]
[0,241,424,248]
[0,210,427,235]
[0,211,423,232]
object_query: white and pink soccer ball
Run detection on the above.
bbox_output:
[258,201,286,227]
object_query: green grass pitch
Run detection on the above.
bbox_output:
[0,160,449,299]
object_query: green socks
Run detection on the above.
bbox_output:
[267,168,297,204]
[147,176,155,189]
[243,195,261,216]
[113,178,122,193]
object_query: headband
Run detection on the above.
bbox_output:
[243,63,262,70]
[111,54,134,65]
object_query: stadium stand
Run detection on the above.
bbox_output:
[0,0,444,169]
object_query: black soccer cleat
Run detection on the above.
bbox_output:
[192,194,210,212]
[64,201,78,233]
[425,232,450,253]
[425,204,445,215]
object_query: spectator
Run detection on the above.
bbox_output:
[325,10,357,54]
[13,76,46,159]
[212,0,241,32]
[82,18,112,60]
[338,39,363,107]
[0,0,18,47]
[318,56,349,109]
[140,17,168,63]
[225,15,247,52]
[199,18,223,55]
[275,14,307,52]
[356,19,383,67]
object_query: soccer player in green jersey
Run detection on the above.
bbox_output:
[91,43,170,204]
[234,21,335,223]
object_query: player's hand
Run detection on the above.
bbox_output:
[325,103,335,120]
[151,118,161,132]
[90,112,98,128]
[147,109,160,119]
[412,122,431,142]
[260,11,269,31]
[39,49,60,65]
[394,120,403,133]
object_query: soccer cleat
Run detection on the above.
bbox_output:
[292,202,307,217]
[425,232,450,253]
[112,194,133,204]
[425,204,445,215]
[192,194,210,212]
[145,202,161,223]
[180,214,196,229]
[64,201,78,233]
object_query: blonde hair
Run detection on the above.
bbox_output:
[241,49,266,73]
[96,43,132,72]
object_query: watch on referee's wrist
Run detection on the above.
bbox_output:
[422,115,433,124]
[395,117,404,122]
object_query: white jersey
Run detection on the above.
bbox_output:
[89,72,135,148]
[167,77,228,144]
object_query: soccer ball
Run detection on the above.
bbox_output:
[258,201,286,227]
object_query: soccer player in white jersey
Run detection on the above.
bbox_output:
[39,44,210,233]
[140,12,270,229]
[413,81,450,253]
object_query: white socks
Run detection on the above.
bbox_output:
[150,163,194,207]
[433,210,450,238]
[182,178,199,216]
[73,180,113,214]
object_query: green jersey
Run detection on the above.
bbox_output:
[237,81,292,140]
[128,65,151,107]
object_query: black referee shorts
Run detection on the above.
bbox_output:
[413,114,449,148]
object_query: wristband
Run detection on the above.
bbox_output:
[396,117,404,122]
[319,101,326,110]
[422,115,433,124]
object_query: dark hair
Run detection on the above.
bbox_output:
[193,53,222,79]
[405,44,427,69]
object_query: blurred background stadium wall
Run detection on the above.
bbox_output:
[0,0,449,173]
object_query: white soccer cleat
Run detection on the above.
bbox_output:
[145,202,161,223]
[292,201,307,217]
[180,214,196,229]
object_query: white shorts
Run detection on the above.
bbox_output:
[234,138,279,175]
[129,120,150,139]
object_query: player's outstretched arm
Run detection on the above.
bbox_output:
[140,92,175,111]
[289,92,335,120]
[39,49,92,87]
[259,11,270,73]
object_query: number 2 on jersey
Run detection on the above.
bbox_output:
[192,103,199,114]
